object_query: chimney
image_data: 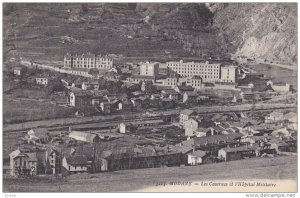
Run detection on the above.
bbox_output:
[68,127,72,133]
[192,144,195,152]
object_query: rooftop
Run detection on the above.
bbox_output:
[161,89,178,95]
[131,75,156,80]
[189,150,207,157]
[181,109,196,116]
[66,155,88,166]
[69,131,99,142]
[176,85,194,92]
[220,144,260,153]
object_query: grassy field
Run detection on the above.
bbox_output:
[3,155,297,192]
[3,96,76,123]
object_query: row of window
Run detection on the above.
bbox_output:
[72,65,111,68]
[65,58,113,61]
[168,64,219,68]
[14,160,35,167]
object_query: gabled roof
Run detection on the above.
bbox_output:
[9,149,37,161]
[131,75,155,80]
[193,133,243,146]
[189,116,203,124]
[273,82,288,86]
[161,89,178,95]
[185,92,198,97]
[181,109,196,116]
[176,85,194,92]
[188,150,207,157]
[66,155,88,166]
[169,144,193,154]
[69,131,99,142]
[26,153,38,162]
[14,66,23,70]
[9,149,25,158]
[220,144,260,153]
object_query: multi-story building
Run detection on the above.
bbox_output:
[186,76,203,89]
[220,65,237,83]
[64,53,113,69]
[45,149,61,175]
[180,109,196,127]
[139,62,159,77]
[166,60,220,82]
[9,149,38,176]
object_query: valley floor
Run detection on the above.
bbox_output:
[3,155,297,192]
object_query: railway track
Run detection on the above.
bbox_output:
[4,103,296,133]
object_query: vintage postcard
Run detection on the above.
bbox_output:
[2,2,298,193]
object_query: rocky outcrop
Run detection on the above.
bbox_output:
[211,3,297,65]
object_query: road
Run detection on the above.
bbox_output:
[3,103,296,132]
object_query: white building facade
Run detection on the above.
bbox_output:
[220,65,237,83]
[140,62,159,77]
[166,60,220,82]
[64,53,113,69]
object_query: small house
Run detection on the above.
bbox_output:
[269,81,291,93]
[218,145,259,161]
[183,92,198,103]
[187,150,208,165]
[13,66,23,76]
[100,102,111,114]
[69,131,100,143]
[161,89,180,101]
[9,149,38,176]
[62,155,88,174]
[174,85,194,94]
[118,100,132,112]
[180,109,196,127]
[81,82,100,90]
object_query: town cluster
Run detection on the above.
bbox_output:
[5,53,296,177]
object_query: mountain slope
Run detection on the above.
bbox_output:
[3,3,297,65]
[210,3,297,65]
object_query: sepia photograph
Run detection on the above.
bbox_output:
[2,1,298,193]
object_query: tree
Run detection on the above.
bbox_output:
[80,4,89,16]
[47,80,67,94]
